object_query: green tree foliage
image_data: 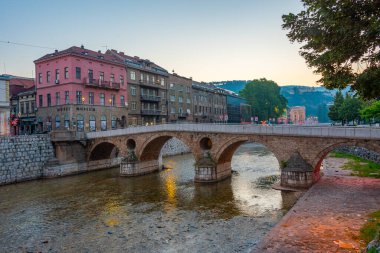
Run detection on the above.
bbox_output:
[282,1,380,99]
[360,100,380,121]
[328,91,344,122]
[239,78,287,121]
[329,92,363,123]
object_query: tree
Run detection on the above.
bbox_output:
[360,100,380,122]
[339,95,363,123]
[282,1,380,99]
[239,78,287,121]
[328,91,344,123]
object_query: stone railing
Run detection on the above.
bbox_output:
[86,123,380,140]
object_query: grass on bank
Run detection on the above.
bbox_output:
[359,210,380,251]
[329,151,380,178]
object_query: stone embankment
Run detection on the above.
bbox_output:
[160,137,191,157]
[335,146,380,163]
[252,157,380,253]
[0,135,54,185]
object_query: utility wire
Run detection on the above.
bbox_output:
[0,40,55,50]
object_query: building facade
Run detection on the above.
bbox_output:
[34,46,128,132]
[168,73,193,122]
[10,87,37,135]
[225,92,251,124]
[289,106,306,125]
[0,75,10,135]
[107,50,169,126]
[192,82,227,123]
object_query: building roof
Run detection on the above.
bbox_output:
[106,49,169,76]
[192,81,226,95]
[34,46,125,67]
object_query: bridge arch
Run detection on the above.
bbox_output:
[89,141,120,161]
[312,140,380,175]
[138,133,196,162]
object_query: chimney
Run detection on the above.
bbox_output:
[98,50,101,53]
[81,45,84,49]
[55,49,58,53]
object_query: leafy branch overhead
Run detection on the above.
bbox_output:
[282,0,380,99]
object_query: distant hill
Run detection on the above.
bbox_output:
[212,81,352,123]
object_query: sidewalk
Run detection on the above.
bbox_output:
[252,158,380,253]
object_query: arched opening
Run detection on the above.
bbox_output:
[126,139,136,151]
[315,143,380,178]
[89,142,119,161]
[200,137,212,151]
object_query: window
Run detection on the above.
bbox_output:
[186,86,190,93]
[88,69,93,82]
[26,102,29,114]
[130,71,136,80]
[55,69,59,81]
[110,73,115,83]
[101,115,107,131]
[89,115,96,131]
[99,93,105,106]
[120,95,125,107]
[131,86,136,96]
[140,73,143,81]
[179,96,183,103]
[99,72,104,82]
[170,83,174,88]
[171,107,176,113]
[47,94,51,107]
[55,115,60,129]
[179,107,183,114]
[120,75,124,85]
[111,116,117,129]
[47,71,51,83]
[187,98,191,104]
[147,75,150,83]
[110,94,115,106]
[55,92,60,105]
[77,114,84,131]
[131,102,136,110]
[76,67,81,79]
[38,73,42,84]
[65,91,69,104]
[31,101,35,113]
[162,105,166,113]
[76,91,82,104]
[64,67,69,79]
[20,102,24,114]
[89,92,94,105]
[161,77,165,86]
[152,76,155,83]
[64,114,70,130]
[39,95,43,107]
[170,95,175,102]
[162,91,166,99]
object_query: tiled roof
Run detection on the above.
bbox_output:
[9,77,34,89]
[106,49,169,76]
[34,46,125,66]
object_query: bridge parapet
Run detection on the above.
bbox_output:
[86,124,380,140]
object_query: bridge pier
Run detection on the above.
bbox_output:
[280,152,318,189]
[120,160,159,176]
[194,155,232,183]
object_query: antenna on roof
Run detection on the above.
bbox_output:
[101,45,108,51]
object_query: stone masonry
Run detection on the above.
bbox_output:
[160,137,191,157]
[0,135,54,185]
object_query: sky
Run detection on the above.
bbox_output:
[0,0,321,86]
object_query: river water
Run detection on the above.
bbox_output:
[0,142,301,253]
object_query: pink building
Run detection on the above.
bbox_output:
[34,46,128,132]
[289,106,306,125]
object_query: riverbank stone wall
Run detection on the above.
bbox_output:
[0,135,54,185]
[161,137,191,157]
[334,146,380,163]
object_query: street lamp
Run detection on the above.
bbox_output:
[82,96,85,104]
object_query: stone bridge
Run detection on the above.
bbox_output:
[51,124,380,188]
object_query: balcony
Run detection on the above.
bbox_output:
[140,95,161,102]
[83,78,120,90]
[139,79,162,89]
[141,109,162,116]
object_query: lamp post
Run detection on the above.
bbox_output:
[109,98,112,130]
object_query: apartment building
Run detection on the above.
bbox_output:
[168,73,193,122]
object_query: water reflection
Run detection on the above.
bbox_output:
[0,142,299,252]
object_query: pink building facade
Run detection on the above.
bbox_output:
[34,46,128,132]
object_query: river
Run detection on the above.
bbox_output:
[0,142,301,253]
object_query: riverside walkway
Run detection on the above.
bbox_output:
[252,159,380,253]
